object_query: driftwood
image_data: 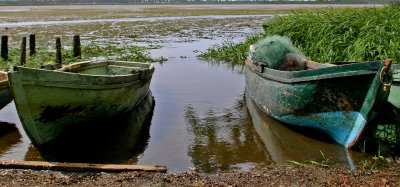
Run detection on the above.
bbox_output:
[0,160,167,173]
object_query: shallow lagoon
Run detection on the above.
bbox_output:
[0,4,392,173]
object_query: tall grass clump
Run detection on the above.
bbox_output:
[201,5,400,64]
[263,5,400,63]
[198,35,263,64]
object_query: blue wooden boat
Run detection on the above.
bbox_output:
[245,57,393,148]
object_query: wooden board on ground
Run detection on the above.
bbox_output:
[0,160,167,173]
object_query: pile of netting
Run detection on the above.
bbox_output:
[249,35,307,71]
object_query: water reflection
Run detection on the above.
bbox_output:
[245,91,361,169]
[0,121,22,156]
[185,94,271,173]
[28,91,155,164]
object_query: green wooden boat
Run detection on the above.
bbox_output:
[245,57,393,148]
[388,64,400,109]
[8,60,155,147]
[0,71,12,110]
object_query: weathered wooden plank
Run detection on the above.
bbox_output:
[305,61,336,69]
[0,160,167,173]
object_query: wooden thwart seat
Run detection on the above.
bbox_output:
[306,61,336,70]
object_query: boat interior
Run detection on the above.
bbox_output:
[58,61,146,76]
[305,61,336,70]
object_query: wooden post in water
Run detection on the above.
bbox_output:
[56,37,62,64]
[1,35,8,60]
[73,34,81,58]
[29,34,36,55]
[20,37,26,65]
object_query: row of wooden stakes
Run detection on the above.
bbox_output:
[1,34,82,65]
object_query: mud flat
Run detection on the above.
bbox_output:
[1,159,400,186]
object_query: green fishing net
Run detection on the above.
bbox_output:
[250,35,304,69]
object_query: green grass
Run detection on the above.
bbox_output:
[286,151,331,168]
[359,146,389,171]
[200,5,400,64]
[0,44,165,70]
[198,35,262,65]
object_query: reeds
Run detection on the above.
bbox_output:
[264,5,400,63]
[201,5,400,64]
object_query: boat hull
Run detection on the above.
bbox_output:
[388,64,400,109]
[245,91,359,169]
[35,91,155,163]
[0,71,12,110]
[8,61,154,146]
[245,58,389,148]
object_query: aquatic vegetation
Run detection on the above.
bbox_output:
[286,151,331,168]
[201,5,400,64]
[0,44,164,70]
[198,35,263,65]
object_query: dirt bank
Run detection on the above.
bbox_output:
[1,159,399,186]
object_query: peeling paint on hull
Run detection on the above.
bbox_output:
[245,57,389,148]
[8,61,155,147]
[279,111,366,148]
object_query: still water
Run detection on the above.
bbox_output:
[0,11,390,173]
[0,37,368,173]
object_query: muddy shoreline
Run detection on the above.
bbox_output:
[0,4,398,185]
[1,160,400,186]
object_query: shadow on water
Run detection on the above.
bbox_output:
[185,94,271,173]
[0,121,22,156]
[28,91,155,164]
[245,90,364,170]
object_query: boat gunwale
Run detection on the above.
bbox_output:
[245,57,382,83]
[57,60,154,73]
[8,60,155,89]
